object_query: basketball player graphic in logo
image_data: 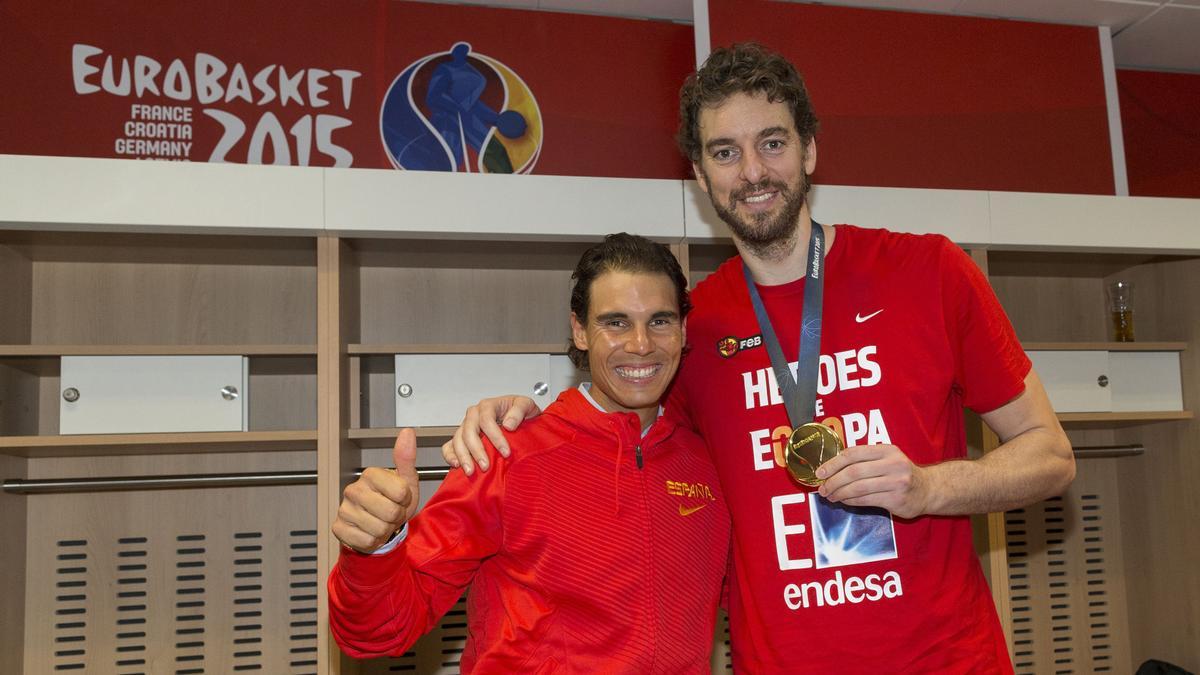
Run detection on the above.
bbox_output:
[380,42,543,173]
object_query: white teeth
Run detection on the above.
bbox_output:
[744,192,774,203]
[616,365,659,379]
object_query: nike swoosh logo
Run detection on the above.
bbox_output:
[679,504,707,517]
[855,309,884,323]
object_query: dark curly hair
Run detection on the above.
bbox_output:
[677,42,820,164]
[568,233,691,370]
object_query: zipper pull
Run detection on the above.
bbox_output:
[635,444,643,469]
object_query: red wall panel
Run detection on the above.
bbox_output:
[1118,69,1200,199]
[708,0,1116,194]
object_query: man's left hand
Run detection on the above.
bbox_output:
[815,444,931,519]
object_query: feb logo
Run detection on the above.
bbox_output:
[380,42,542,174]
[717,334,763,358]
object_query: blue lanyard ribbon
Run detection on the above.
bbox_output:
[741,223,826,428]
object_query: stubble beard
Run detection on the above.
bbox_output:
[707,172,809,262]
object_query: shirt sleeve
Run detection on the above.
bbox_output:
[939,237,1032,414]
[327,438,507,658]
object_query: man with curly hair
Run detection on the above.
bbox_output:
[446,43,1074,673]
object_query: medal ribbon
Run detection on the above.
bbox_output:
[742,223,826,428]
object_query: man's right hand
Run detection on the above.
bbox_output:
[441,395,542,475]
[332,428,421,554]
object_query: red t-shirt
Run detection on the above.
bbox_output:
[670,225,1027,674]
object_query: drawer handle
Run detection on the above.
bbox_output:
[533,381,549,396]
[221,385,240,401]
[62,387,80,403]
[398,383,413,398]
[1097,375,1109,388]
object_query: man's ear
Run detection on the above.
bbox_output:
[693,162,710,195]
[804,138,817,175]
[570,312,588,351]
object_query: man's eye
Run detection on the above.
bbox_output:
[712,148,735,162]
[764,139,784,151]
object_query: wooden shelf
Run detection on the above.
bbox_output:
[0,430,318,457]
[1058,410,1193,425]
[348,427,455,446]
[1025,342,1187,352]
[0,345,318,357]
[349,344,566,355]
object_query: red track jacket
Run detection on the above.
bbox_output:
[328,387,730,673]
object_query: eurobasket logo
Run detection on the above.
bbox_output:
[380,42,542,173]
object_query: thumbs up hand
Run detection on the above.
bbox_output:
[333,428,422,554]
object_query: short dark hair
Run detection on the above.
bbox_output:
[677,42,820,164]
[568,233,691,370]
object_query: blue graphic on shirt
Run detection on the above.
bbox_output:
[809,495,897,568]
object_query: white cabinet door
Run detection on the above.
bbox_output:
[60,355,247,434]
[395,354,580,427]
[1027,351,1111,413]
[1108,352,1184,412]
[1027,350,1183,414]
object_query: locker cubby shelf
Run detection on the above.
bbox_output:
[984,245,1200,673]
[1022,343,1190,424]
[349,343,567,354]
[1022,341,1187,351]
[1056,410,1193,424]
[0,429,318,457]
[0,352,319,439]
[0,344,317,356]
[347,426,456,447]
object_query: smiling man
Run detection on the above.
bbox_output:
[443,43,1075,673]
[327,233,730,673]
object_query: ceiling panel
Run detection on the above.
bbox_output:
[956,0,1157,31]
[537,0,692,22]
[777,0,963,13]
[1112,4,1200,71]
[411,0,539,9]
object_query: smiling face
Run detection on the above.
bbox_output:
[571,270,685,429]
[693,91,816,259]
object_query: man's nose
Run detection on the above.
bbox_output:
[739,152,768,185]
[626,325,653,354]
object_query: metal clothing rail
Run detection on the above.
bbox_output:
[1073,444,1144,458]
[1,467,452,495]
[1,446,1146,493]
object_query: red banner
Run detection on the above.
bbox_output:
[0,1,694,179]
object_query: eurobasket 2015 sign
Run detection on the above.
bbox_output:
[0,1,692,179]
[70,43,364,166]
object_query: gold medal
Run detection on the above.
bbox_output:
[785,422,844,487]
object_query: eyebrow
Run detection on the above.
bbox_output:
[704,126,793,153]
[593,310,680,322]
